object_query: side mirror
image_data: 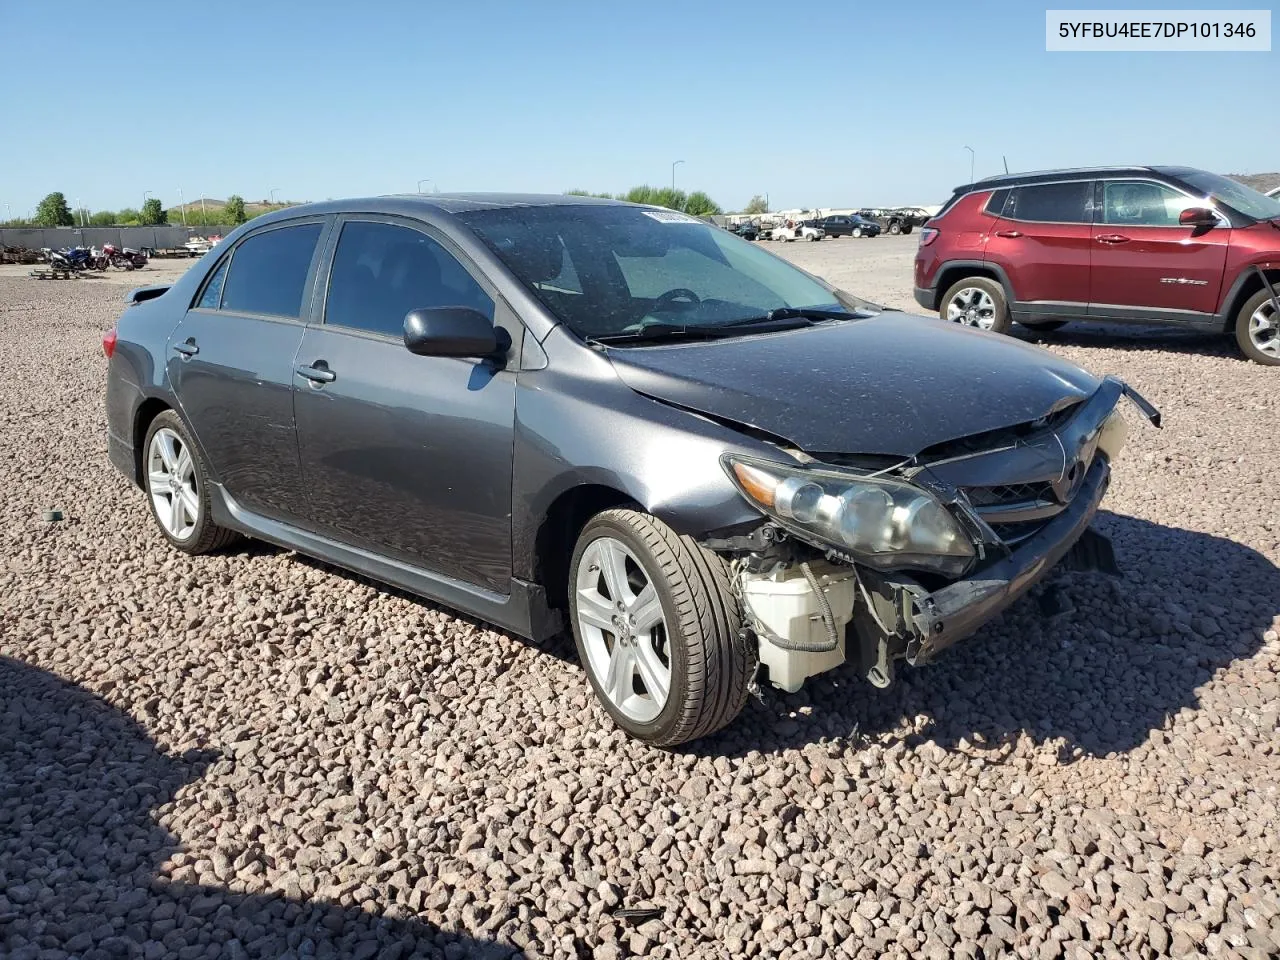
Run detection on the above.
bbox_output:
[1179,206,1220,228]
[403,307,507,359]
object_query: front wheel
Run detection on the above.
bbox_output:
[1235,288,1280,365]
[888,221,901,235]
[569,509,753,746]
[939,276,1012,334]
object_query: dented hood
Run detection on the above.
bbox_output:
[607,314,1102,457]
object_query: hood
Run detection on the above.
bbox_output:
[607,314,1101,457]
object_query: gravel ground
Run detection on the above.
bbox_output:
[2,236,1278,960]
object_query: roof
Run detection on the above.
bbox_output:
[953,165,1209,194]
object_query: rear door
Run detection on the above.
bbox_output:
[1089,178,1229,319]
[168,219,325,521]
[983,180,1094,319]
[291,215,518,593]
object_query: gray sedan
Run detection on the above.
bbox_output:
[104,194,1158,745]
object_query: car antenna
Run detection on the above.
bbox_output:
[1003,155,1009,174]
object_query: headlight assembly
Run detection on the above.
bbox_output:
[724,455,976,576]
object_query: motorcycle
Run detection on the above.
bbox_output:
[45,246,95,272]
[101,243,148,270]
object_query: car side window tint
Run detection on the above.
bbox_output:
[985,189,1011,217]
[196,258,229,309]
[325,221,495,338]
[1101,180,1197,227]
[220,223,322,318]
[1007,182,1092,223]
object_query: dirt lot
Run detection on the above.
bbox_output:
[1,235,1278,960]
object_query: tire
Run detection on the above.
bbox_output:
[888,221,901,235]
[902,225,913,235]
[851,228,862,238]
[939,276,1012,334]
[142,410,240,554]
[569,508,754,746]
[1234,288,1280,365]
[1020,320,1068,332]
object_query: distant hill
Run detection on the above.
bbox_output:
[1226,172,1280,194]
[169,198,296,215]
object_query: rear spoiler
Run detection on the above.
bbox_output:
[125,284,170,305]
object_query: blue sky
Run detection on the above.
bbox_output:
[1,1,1275,215]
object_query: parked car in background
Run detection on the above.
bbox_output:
[914,165,1280,364]
[857,207,925,235]
[1268,186,1280,199]
[772,220,825,241]
[729,221,760,241]
[102,193,1159,745]
[810,214,881,238]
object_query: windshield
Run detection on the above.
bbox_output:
[458,204,858,340]
[1177,171,1280,221]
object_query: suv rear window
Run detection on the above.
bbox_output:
[1005,182,1093,223]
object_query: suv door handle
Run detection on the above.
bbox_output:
[1096,234,1131,244]
[994,229,1022,239]
[173,339,199,357]
[296,362,336,384]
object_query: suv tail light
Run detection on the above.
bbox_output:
[918,227,939,247]
[102,329,117,359]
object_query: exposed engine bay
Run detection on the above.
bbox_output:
[702,376,1161,693]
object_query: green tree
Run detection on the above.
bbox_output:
[141,198,167,225]
[88,211,117,226]
[115,207,141,226]
[683,191,722,217]
[743,194,769,214]
[566,189,614,199]
[225,195,247,225]
[34,192,74,227]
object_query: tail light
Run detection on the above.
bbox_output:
[102,329,117,359]
[918,227,939,247]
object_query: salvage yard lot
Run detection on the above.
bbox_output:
[1,236,1278,959]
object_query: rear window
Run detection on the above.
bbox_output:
[984,189,1011,217]
[220,223,322,318]
[1006,182,1093,223]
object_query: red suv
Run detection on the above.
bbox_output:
[914,166,1280,365]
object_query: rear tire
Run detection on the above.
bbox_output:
[142,410,240,554]
[569,509,753,746]
[939,276,1012,334]
[1234,288,1280,365]
[851,228,862,238]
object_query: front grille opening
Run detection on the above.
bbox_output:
[920,402,1082,462]
[966,482,1056,507]
[988,520,1049,546]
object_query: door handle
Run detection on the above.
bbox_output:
[994,229,1022,239]
[296,362,336,384]
[1096,234,1131,244]
[173,339,199,357]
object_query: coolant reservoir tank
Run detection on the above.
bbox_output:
[740,562,859,693]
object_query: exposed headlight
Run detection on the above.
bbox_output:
[724,455,976,576]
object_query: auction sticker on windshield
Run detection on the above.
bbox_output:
[643,211,705,224]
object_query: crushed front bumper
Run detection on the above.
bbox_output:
[850,451,1119,683]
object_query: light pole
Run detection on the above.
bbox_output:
[143,190,152,210]
[963,145,975,183]
[417,178,435,194]
[671,160,685,192]
[177,187,187,226]
[269,188,280,206]
[76,197,83,226]
[200,194,206,218]
[4,203,10,222]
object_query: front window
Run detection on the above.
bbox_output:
[458,205,858,340]
[1176,171,1280,221]
[1100,181,1203,227]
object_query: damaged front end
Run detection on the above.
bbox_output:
[702,376,1160,693]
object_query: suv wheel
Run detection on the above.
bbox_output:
[888,221,901,235]
[568,508,754,746]
[1234,289,1280,365]
[940,276,1012,334]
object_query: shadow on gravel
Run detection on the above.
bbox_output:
[1011,322,1242,361]
[0,657,523,960]
[696,511,1279,761]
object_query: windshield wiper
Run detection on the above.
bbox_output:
[722,307,859,327]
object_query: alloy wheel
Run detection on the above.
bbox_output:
[945,287,997,330]
[1248,300,1279,359]
[147,427,199,541]
[575,536,671,723]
